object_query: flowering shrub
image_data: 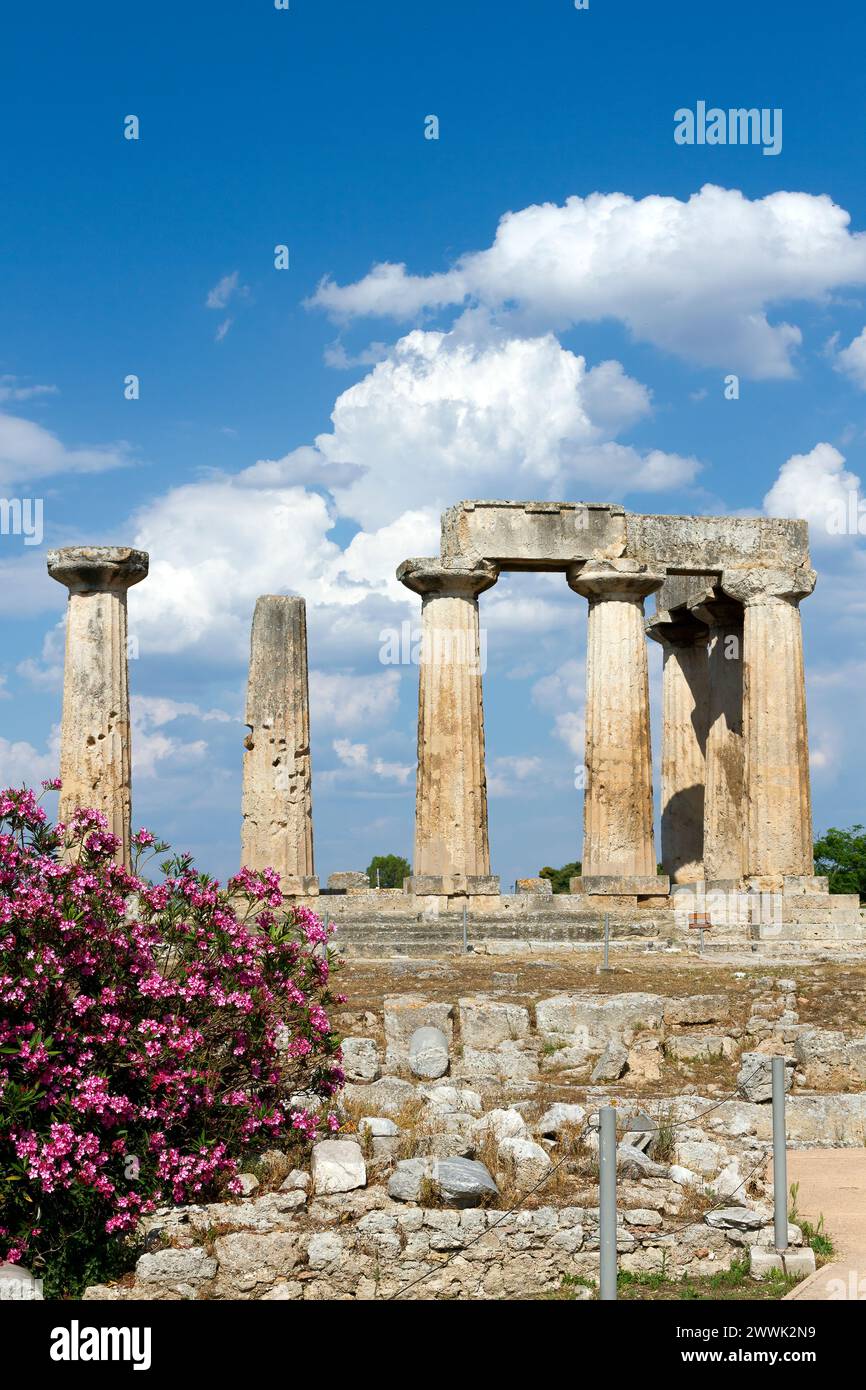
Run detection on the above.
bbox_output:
[0,785,345,1295]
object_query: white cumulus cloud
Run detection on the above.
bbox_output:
[310,185,866,378]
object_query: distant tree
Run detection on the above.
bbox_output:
[366,854,412,889]
[814,825,866,900]
[539,861,581,894]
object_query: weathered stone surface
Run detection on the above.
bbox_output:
[458,996,530,1047]
[675,1138,731,1175]
[568,560,664,880]
[311,1140,367,1195]
[388,1158,432,1203]
[793,1027,860,1085]
[703,1205,762,1232]
[240,596,318,894]
[48,546,148,869]
[307,1232,344,1269]
[435,1157,499,1207]
[516,877,552,894]
[647,611,708,883]
[343,1076,417,1117]
[666,1034,736,1062]
[213,1231,301,1287]
[358,1116,399,1138]
[663,994,730,1026]
[591,1039,629,1082]
[327,872,369,891]
[536,992,664,1048]
[459,1042,539,1082]
[535,1103,587,1138]
[497,1137,552,1190]
[616,1144,669,1179]
[737,1052,794,1103]
[398,559,498,880]
[340,1036,381,1082]
[750,1246,815,1280]
[136,1247,216,1285]
[720,568,815,883]
[627,1038,663,1082]
[408,1025,450,1079]
[384,995,453,1068]
[471,1108,527,1144]
[420,1084,483,1116]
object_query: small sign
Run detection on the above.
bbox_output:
[688,912,712,930]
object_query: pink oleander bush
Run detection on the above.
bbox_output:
[0,785,345,1296]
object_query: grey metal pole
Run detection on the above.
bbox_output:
[772,1056,788,1252]
[599,1106,618,1300]
[603,913,610,971]
[462,903,468,953]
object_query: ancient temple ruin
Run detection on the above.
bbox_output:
[395,502,817,904]
[46,501,837,940]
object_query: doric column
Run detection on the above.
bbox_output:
[397,558,498,889]
[720,567,816,886]
[568,560,666,887]
[690,591,745,883]
[47,546,149,868]
[646,609,709,883]
[241,595,318,895]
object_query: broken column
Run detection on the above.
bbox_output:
[691,590,746,883]
[47,546,148,868]
[397,558,499,893]
[568,560,666,891]
[241,596,318,895]
[646,608,709,883]
[720,567,816,886]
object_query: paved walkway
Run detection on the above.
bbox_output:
[781,1149,866,1300]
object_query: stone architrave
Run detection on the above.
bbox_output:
[47,546,149,868]
[397,558,498,889]
[241,596,318,895]
[646,609,709,883]
[568,560,666,886]
[691,590,746,882]
[720,567,816,885]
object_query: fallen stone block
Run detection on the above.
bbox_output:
[311,1139,367,1195]
[409,1025,450,1079]
[340,1036,381,1082]
[749,1246,816,1280]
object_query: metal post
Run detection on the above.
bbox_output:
[599,1106,618,1300]
[699,925,705,955]
[772,1056,788,1252]
[462,903,468,953]
[603,913,610,971]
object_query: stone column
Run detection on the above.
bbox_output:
[568,560,666,890]
[241,595,318,895]
[690,592,745,883]
[397,558,499,892]
[720,567,816,886]
[47,546,148,868]
[646,610,709,883]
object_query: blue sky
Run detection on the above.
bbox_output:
[2,0,866,885]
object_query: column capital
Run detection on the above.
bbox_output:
[689,585,743,630]
[646,607,709,649]
[567,559,665,603]
[47,546,149,596]
[720,566,816,608]
[397,556,499,598]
